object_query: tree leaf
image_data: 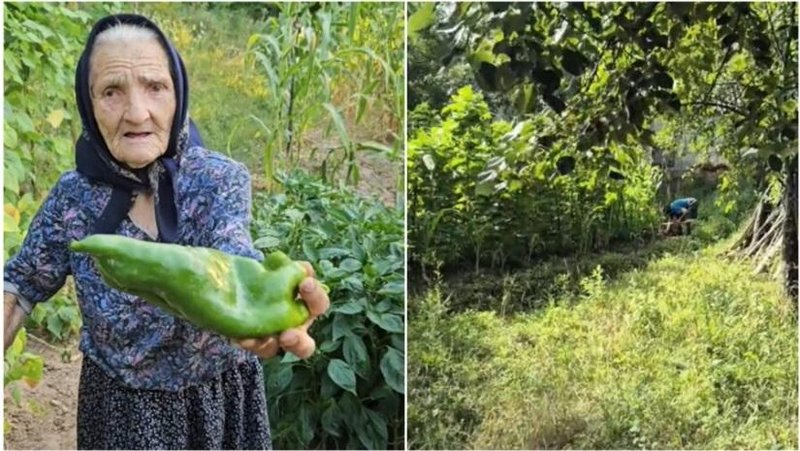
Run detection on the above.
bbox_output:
[319,338,341,353]
[408,3,436,34]
[4,125,18,148]
[13,112,34,133]
[253,236,281,249]
[338,392,361,430]
[46,108,65,128]
[339,258,362,272]
[46,314,64,340]
[269,363,293,393]
[422,154,436,170]
[19,357,43,389]
[377,280,404,296]
[298,404,315,447]
[302,240,319,261]
[333,312,359,341]
[740,147,760,159]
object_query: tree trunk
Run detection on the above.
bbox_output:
[783,154,798,308]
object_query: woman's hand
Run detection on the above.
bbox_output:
[4,293,27,352]
[236,262,330,359]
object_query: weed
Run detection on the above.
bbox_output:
[408,251,797,449]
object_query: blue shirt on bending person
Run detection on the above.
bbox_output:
[666,197,698,219]
[662,197,699,236]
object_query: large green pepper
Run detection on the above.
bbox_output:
[70,234,309,339]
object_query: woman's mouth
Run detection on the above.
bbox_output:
[124,132,152,140]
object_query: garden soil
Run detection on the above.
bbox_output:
[4,336,80,450]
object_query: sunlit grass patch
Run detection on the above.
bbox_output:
[409,251,797,449]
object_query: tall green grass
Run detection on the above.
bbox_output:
[408,243,797,449]
[136,3,403,189]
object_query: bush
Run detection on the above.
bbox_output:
[251,170,404,449]
[408,86,663,272]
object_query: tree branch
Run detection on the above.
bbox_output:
[765,2,786,69]
[702,45,735,105]
[578,40,612,97]
[687,100,749,117]
[701,7,745,105]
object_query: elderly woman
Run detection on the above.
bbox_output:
[3,14,329,450]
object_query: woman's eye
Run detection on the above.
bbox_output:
[151,83,164,92]
[103,89,117,98]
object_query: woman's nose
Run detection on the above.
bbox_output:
[124,89,149,124]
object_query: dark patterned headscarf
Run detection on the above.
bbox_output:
[74,14,203,243]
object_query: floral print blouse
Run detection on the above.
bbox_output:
[4,147,262,391]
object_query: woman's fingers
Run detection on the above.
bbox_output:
[239,325,316,360]
[234,273,327,360]
[237,261,327,360]
[236,336,281,359]
[279,328,316,359]
[299,277,330,317]
[298,261,315,278]
[297,262,329,316]
[252,336,280,359]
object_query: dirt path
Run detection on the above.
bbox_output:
[4,336,81,450]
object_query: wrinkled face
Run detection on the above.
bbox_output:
[90,37,175,169]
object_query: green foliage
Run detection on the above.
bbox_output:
[3,329,45,406]
[251,171,404,450]
[4,3,110,356]
[409,86,662,270]
[4,2,108,259]
[418,5,799,291]
[242,2,404,189]
[417,2,797,159]
[407,3,512,116]
[435,236,707,315]
[409,246,798,449]
[25,287,82,342]
[5,12,405,450]
[408,102,439,136]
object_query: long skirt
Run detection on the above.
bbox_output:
[76,356,272,450]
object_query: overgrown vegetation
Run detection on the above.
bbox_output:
[143,2,404,197]
[407,2,798,449]
[408,1,797,296]
[252,171,404,449]
[4,1,108,400]
[409,243,797,449]
[409,86,662,272]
